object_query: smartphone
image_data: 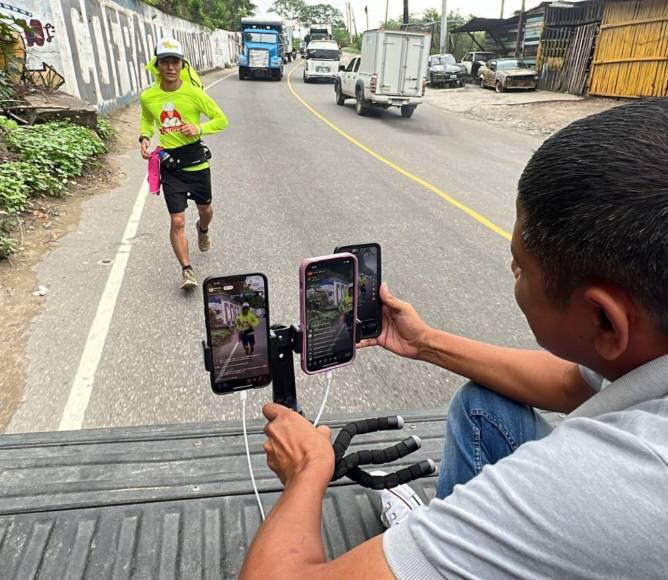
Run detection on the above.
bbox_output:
[299,253,358,375]
[203,273,272,394]
[335,243,382,340]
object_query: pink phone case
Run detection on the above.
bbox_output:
[299,253,358,375]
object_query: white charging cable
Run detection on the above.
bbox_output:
[240,390,266,521]
[313,370,334,427]
[240,370,334,520]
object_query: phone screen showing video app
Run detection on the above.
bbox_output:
[305,257,356,372]
[205,274,271,393]
[336,243,382,339]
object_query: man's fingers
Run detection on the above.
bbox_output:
[316,425,331,439]
[380,283,413,315]
[379,282,403,309]
[263,402,289,421]
[358,338,378,349]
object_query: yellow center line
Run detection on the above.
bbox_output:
[285,64,512,241]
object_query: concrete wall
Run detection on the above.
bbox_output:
[0,0,240,111]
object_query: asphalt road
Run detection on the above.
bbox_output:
[7,62,545,434]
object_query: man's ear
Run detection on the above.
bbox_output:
[584,287,630,360]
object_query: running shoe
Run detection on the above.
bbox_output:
[196,219,210,252]
[180,267,198,289]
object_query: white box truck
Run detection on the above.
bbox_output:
[335,29,431,118]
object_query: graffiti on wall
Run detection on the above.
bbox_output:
[0,1,65,88]
[60,0,238,110]
[1,0,239,111]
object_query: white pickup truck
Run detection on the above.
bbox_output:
[334,29,431,118]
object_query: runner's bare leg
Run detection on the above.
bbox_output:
[169,212,190,267]
[197,204,213,231]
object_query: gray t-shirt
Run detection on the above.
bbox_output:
[384,355,668,579]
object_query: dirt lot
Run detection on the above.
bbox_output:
[426,84,629,137]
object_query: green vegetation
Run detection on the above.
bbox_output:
[384,8,483,59]
[270,0,349,46]
[0,121,111,259]
[140,0,255,31]
[270,0,342,26]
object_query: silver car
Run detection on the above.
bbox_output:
[479,58,538,93]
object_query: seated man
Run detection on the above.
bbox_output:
[240,99,668,579]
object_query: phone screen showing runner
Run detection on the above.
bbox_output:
[203,274,272,394]
[335,243,382,340]
[300,253,358,374]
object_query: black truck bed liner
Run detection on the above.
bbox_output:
[0,411,447,579]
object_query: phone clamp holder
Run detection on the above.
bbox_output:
[331,416,437,489]
[269,324,303,414]
[268,320,363,414]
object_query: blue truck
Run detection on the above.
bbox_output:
[238,19,284,81]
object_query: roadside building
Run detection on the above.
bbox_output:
[453,0,668,98]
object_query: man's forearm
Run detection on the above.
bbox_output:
[240,469,329,579]
[418,329,593,412]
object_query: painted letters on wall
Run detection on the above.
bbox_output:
[0,0,239,111]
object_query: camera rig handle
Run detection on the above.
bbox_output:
[330,416,437,489]
[266,323,437,489]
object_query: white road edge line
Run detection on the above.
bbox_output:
[58,70,234,431]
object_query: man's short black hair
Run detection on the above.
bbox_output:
[517,98,668,334]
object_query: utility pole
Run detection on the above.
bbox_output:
[365,5,369,31]
[385,0,390,27]
[403,0,409,26]
[439,0,448,54]
[514,0,526,57]
[500,0,505,18]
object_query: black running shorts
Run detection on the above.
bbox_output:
[161,167,212,214]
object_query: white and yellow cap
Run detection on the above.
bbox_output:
[155,37,184,60]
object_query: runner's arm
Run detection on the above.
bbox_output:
[197,92,229,135]
[139,95,154,141]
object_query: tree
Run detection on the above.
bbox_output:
[140,0,256,31]
[394,7,479,58]
[299,3,343,25]
[422,8,439,24]
[269,0,306,22]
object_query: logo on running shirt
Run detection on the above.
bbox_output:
[160,102,183,133]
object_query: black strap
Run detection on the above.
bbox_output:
[163,141,211,169]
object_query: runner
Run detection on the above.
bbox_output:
[139,37,229,289]
[235,303,259,356]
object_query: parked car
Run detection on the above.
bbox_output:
[335,29,430,118]
[478,58,538,92]
[460,51,496,79]
[303,40,340,83]
[427,54,466,88]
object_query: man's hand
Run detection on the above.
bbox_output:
[359,283,430,360]
[179,123,199,137]
[140,138,150,160]
[263,403,334,487]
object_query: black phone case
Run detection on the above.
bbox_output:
[202,273,272,395]
[334,243,383,340]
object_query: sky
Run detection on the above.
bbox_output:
[252,0,546,32]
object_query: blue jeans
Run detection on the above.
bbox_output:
[436,382,553,499]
